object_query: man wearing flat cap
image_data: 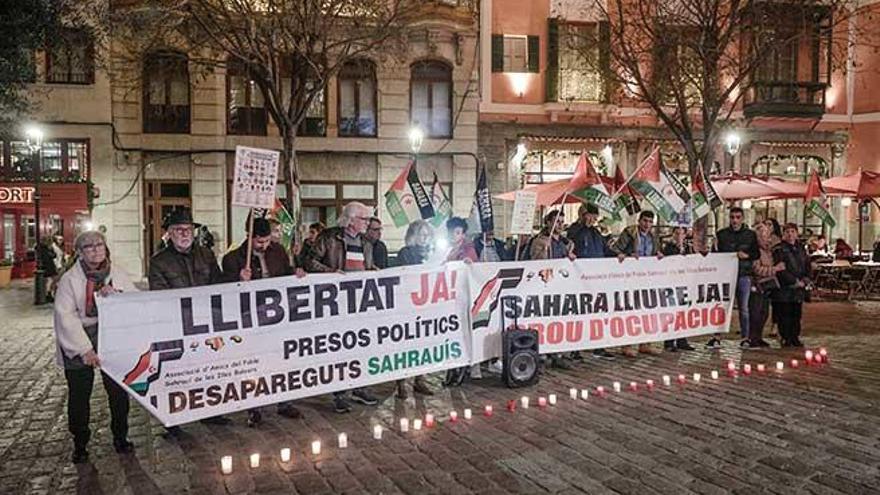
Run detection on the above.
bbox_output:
[222,215,304,426]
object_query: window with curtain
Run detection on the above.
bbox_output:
[338,60,377,137]
[227,59,267,135]
[558,23,602,102]
[143,52,190,134]
[410,61,452,138]
[46,28,94,84]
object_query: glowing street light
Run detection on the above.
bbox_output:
[408,126,424,155]
[725,131,741,156]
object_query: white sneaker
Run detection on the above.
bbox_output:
[470,364,483,380]
[488,361,504,374]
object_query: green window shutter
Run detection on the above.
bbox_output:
[491,34,504,73]
[546,19,559,101]
[527,35,540,73]
[599,21,612,103]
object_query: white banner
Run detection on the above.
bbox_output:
[98,255,736,425]
[232,146,280,209]
[467,254,737,361]
[98,264,471,426]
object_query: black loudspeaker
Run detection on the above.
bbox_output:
[501,297,540,388]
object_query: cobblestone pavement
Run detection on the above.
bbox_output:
[1,280,879,495]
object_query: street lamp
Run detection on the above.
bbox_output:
[724,131,741,156]
[25,125,46,305]
[408,126,424,155]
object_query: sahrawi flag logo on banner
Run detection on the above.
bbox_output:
[570,152,618,216]
[690,167,722,221]
[385,161,435,227]
[429,172,452,228]
[625,148,690,222]
[806,171,836,228]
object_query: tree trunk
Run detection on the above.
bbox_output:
[281,127,300,225]
[689,155,711,253]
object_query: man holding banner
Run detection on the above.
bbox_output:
[304,201,380,413]
[222,217,304,425]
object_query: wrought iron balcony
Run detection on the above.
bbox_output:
[743,81,827,119]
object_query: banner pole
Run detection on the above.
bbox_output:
[245,208,254,272]
[514,234,523,261]
[546,193,569,257]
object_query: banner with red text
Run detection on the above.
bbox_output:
[467,253,737,361]
[98,264,471,426]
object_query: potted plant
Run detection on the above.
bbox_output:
[0,258,12,289]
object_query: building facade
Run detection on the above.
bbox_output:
[5,2,479,279]
[479,0,880,249]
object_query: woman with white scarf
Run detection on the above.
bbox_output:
[54,231,137,464]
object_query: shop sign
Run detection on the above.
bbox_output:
[0,186,35,204]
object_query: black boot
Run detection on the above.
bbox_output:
[72,445,89,464]
[113,438,134,454]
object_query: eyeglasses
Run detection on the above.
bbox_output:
[81,242,105,251]
[169,226,194,235]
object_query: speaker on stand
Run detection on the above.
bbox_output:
[500,296,540,388]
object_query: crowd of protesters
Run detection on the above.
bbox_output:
[52,199,820,464]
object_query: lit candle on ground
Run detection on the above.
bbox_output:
[507,400,516,412]
[757,364,766,373]
[484,405,493,417]
[413,419,422,431]
[813,354,823,364]
[538,397,547,408]
[711,370,719,380]
[399,418,409,432]
[549,394,557,405]
[596,386,605,396]
[727,361,736,372]
[221,456,233,475]
[613,382,621,393]
[570,388,578,399]
[805,350,814,363]
[629,382,638,392]
[791,359,799,368]
[338,433,348,448]
[580,389,589,400]
[464,408,472,420]
[311,441,321,455]
[662,375,671,386]
[425,414,435,428]
[743,364,752,375]
[646,379,655,390]
[250,453,260,468]
[521,396,530,409]
[819,348,828,359]
[280,448,291,463]
[373,425,383,440]
[449,411,458,422]
[776,361,784,371]
[677,374,686,384]
[693,373,701,383]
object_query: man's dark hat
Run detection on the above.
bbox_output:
[252,217,272,237]
[162,208,198,229]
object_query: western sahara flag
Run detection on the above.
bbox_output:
[472,162,494,233]
[471,268,524,328]
[385,161,435,228]
[691,167,721,221]
[806,171,836,228]
[613,166,641,216]
[123,340,185,397]
[255,199,296,249]
[569,152,618,216]
[625,148,690,222]
[429,172,452,228]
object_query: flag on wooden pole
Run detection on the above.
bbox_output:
[429,172,452,228]
[806,171,836,227]
[624,148,690,222]
[613,166,640,215]
[569,153,617,216]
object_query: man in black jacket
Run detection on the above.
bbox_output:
[711,206,759,348]
[148,208,230,431]
[222,217,304,426]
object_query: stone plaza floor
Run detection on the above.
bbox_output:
[0,280,878,494]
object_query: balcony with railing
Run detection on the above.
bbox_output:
[743,81,827,119]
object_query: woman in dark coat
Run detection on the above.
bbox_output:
[771,223,812,347]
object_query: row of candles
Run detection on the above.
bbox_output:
[219,348,827,474]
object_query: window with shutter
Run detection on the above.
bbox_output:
[502,36,529,72]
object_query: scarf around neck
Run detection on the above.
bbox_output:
[80,258,111,318]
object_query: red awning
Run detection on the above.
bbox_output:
[823,169,880,199]
[709,174,806,201]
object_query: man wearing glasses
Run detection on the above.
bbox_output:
[148,208,230,431]
[365,216,388,269]
[304,201,380,413]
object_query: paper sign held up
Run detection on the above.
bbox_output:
[510,190,538,235]
[232,146,280,209]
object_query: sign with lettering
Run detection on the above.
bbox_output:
[232,146,280,209]
[0,186,35,204]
